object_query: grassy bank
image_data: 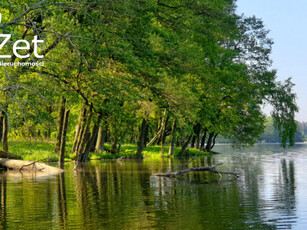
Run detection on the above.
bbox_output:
[1,140,211,162]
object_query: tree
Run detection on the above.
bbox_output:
[0,0,298,161]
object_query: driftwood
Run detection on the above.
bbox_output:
[153,163,239,178]
[0,158,64,174]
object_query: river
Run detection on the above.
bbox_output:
[0,144,306,229]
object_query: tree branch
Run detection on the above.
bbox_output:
[0,0,49,29]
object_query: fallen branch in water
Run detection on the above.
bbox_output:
[18,161,43,172]
[153,163,239,178]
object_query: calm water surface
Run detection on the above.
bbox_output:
[1,144,307,229]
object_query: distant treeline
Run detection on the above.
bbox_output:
[259,117,305,143]
[215,117,306,144]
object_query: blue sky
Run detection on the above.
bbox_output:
[236,0,307,121]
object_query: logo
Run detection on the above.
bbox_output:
[0,13,44,59]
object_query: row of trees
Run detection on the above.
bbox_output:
[260,117,305,143]
[0,0,298,162]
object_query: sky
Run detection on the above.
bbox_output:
[236,0,307,121]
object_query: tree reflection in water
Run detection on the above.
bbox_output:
[0,174,6,229]
[56,172,67,229]
[0,148,302,229]
[269,159,296,228]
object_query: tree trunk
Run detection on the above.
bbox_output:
[168,119,176,156]
[191,123,200,149]
[76,108,92,158]
[146,128,162,147]
[78,113,102,162]
[179,135,192,158]
[195,124,201,149]
[160,115,169,156]
[144,122,149,146]
[191,136,196,148]
[54,97,66,153]
[0,151,21,159]
[176,131,183,147]
[200,128,207,150]
[47,128,51,139]
[117,143,121,153]
[72,124,80,152]
[2,115,8,153]
[95,126,106,153]
[211,133,219,150]
[205,132,214,152]
[111,139,118,153]
[0,113,3,146]
[72,107,86,153]
[129,133,135,144]
[2,93,8,153]
[155,117,163,145]
[136,118,147,159]
[46,105,52,140]
[59,109,70,166]
[75,107,88,154]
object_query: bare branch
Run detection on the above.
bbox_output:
[0,0,49,29]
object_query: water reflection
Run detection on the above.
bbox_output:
[266,159,297,229]
[0,174,7,229]
[56,173,67,229]
[279,159,296,206]
[0,145,306,229]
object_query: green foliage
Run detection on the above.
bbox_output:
[1,141,209,161]
[0,0,299,158]
[260,117,305,144]
[3,140,59,162]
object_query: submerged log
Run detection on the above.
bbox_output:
[0,158,64,173]
[153,163,238,178]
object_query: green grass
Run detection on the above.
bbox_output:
[142,145,210,158]
[1,141,211,162]
[4,140,59,162]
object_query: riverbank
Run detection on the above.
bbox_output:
[1,140,211,162]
